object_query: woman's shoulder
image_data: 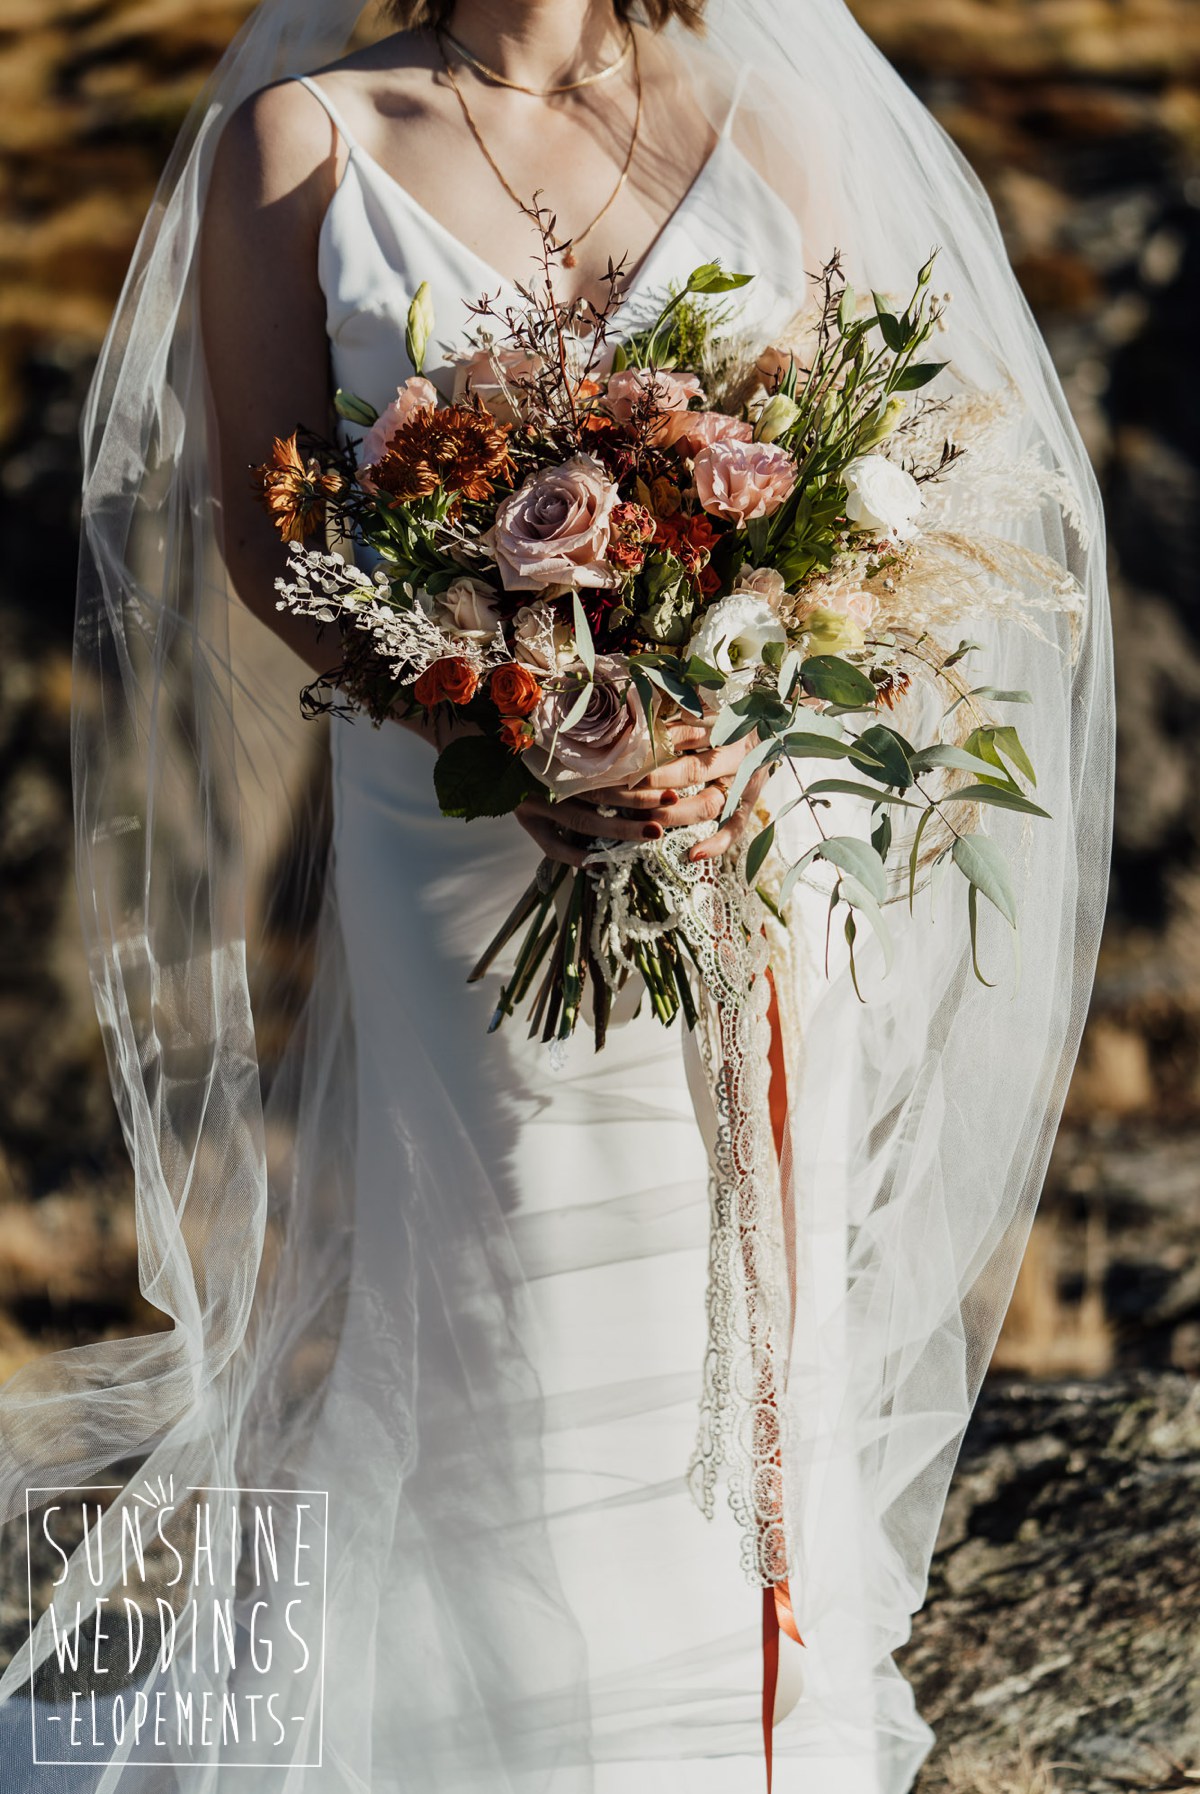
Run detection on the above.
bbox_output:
[213,34,428,198]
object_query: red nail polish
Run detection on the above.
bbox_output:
[661,790,679,806]
[642,823,662,840]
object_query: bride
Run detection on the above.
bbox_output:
[0,1,1112,1790]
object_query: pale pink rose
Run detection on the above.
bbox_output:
[487,454,619,592]
[423,575,502,642]
[666,410,754,456]
[357,376,438,489]
[733,564,788,609]
[605,367,704,429]
[840,589,878,629]
[451,346,542,426]
[522,655,655,797]
[694,439,797,524]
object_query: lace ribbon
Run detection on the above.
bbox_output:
[584,825,801,1587]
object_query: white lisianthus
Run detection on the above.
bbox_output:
[687,593,788,708]
[841,454,924,541]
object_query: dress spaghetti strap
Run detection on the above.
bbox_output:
[290,72,361,153]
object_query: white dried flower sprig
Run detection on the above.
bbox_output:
[274,542,513,684]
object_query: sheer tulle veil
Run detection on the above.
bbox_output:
[0,0,1111,1788]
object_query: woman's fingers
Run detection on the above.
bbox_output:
[519,795,664,844]
[514,807,589,867]
[688,767,772,861]
[648,784,728,829]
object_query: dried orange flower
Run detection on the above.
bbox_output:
[874,668,913,709]
[249,432,340,542]
[369,406,515,505]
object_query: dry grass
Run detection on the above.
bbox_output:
[924,1736,1071,1793]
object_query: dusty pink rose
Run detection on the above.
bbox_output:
[451,347,542,426]
[694,439,797,524]
[358,377,438,489]
[666,409,754,457]
[522,655,655,796]
[604,367,704,430]
[487,454,619,592]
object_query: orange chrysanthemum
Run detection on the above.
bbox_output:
[250,432,341,542]
[369,406,515,505]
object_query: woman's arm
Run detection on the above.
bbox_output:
[199,79,346,674]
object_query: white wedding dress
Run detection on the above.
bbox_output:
[278,71,891,1794]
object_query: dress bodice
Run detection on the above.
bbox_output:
[290,70,806,420]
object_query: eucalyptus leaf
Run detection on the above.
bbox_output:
[841,873,895,976]
[854,723,914,789]
[803,779,918,806]
[711,705,761,748]
[640,664,704,716]
[941,783,1050,819]
[909,742,1001,780]
[779,844,821,907]
[967,884,996,988]
[682,654,725,688]
[951,832,1017,927]
[817,835,887,903]
[571,592,596,677]
[721,736,779,820]
[745,821,775,883]
[908,804,936,911]
[559,680,595,734]
[990,724,1037,787]
[800,654,878,708]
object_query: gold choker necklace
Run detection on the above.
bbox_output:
[438,23,633,97]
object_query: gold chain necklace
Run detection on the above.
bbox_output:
[439,22,633,96]
[436,27,643,271]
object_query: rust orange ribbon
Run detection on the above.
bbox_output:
[761,964,803,1792]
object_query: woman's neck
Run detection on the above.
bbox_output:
[438,0,627,90]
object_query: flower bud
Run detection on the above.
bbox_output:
[754,392,802,443]
[857,395,907,451]
[405,281,435,373]
[334,388,379,427]
[802,607,866,657]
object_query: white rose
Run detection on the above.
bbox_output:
[687,594,788,708]
[841,454,924,541]
[423,575,501,642]
[511,601,575,673]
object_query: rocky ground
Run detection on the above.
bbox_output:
[0,1,1198,1784]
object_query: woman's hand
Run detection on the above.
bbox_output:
[517,723,771,868]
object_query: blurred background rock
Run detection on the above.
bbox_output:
[0,0,1197,1784]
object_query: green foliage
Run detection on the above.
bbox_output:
[434,733,541,821]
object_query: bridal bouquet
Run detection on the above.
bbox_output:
[253,233,1078,1045]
